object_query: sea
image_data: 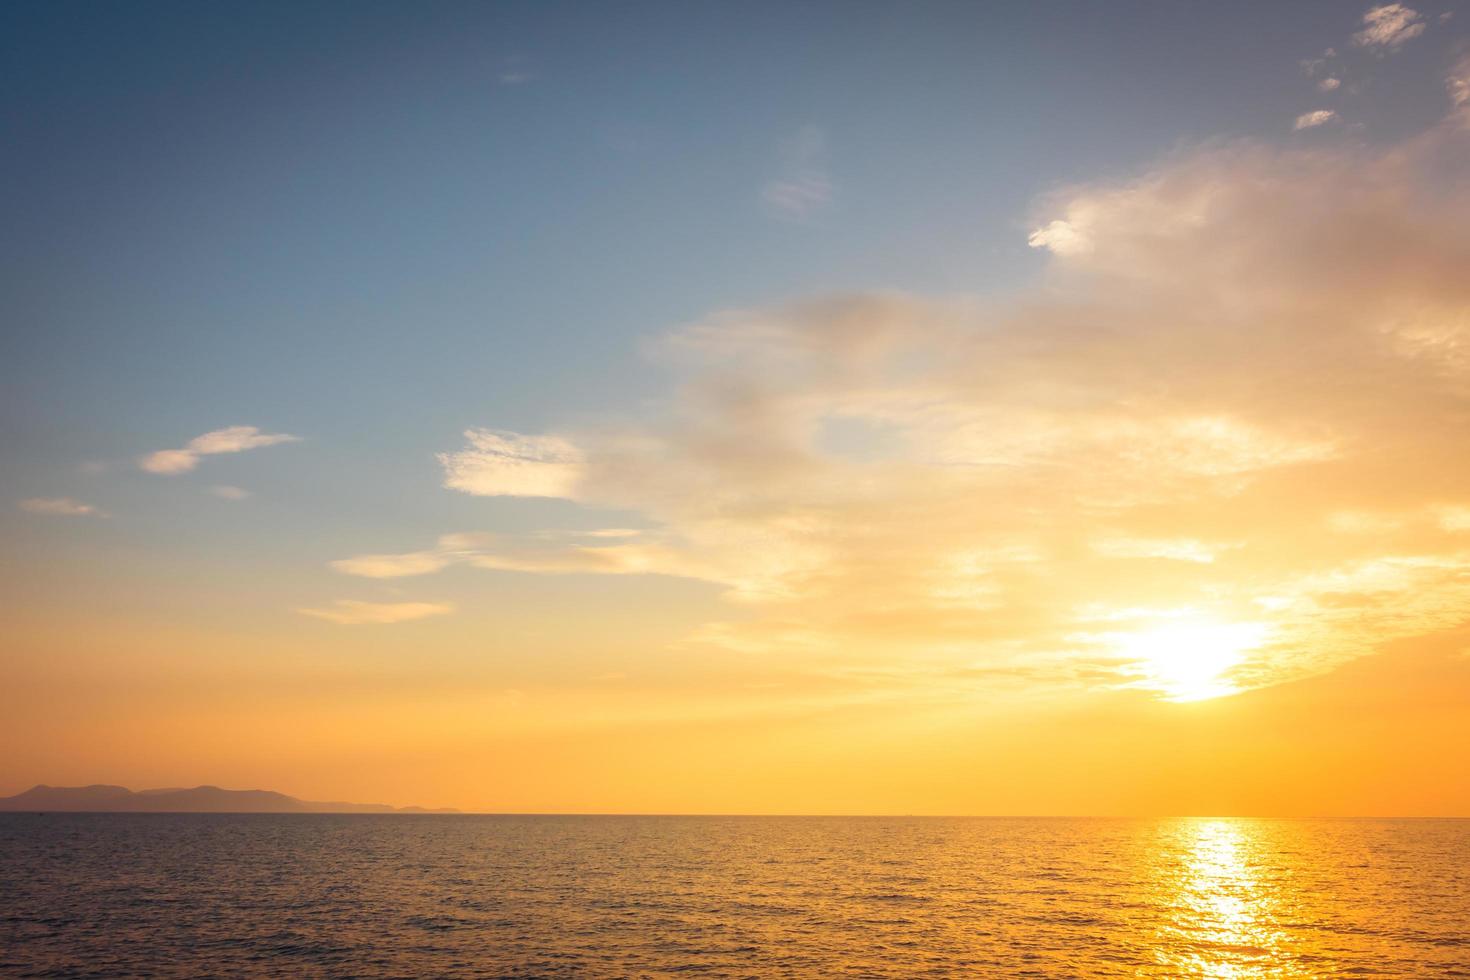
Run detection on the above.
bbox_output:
[1,814,1466,977]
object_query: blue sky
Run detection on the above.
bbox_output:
[9,1,1453,481]
[3,0,1465,600]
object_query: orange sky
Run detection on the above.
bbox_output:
[6,7,1470,815]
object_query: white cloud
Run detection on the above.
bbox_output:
[762,125,833,220]
[1294,109,1339,130]
[140,426,299,475]
[1353,4,1426,50]
[297,600,455,625]
[438,429,584,498]
[210,485,250,500]
[1318,77,1342,92]
[1027,219,1091,256]
[19,497,104,517]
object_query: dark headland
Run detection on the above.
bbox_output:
[0,784,458,813]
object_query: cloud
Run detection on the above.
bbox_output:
[1352,4,1426,50]
[333,530,708,583]
[1091,537,1223,563]
[438,429,584,498]
[140,426,299,475]
[139,450,200,475]
[1300,50,1336,78]
[331,550,455,578]
[19,497,104,517]
[358,101,1470,701]
[297,600,455,625]
[497,55,534,86]
[1450,54,1470,107]
[210,485,250,500]
[1027,219,1091,256]
[1293,109,1339,130]
[761,125,833,220]
[1300,49,1342,95]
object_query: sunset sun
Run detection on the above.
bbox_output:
[1113,617,1271,702]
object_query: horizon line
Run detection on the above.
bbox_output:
[5,810,1466,819]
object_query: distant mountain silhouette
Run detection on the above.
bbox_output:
[0,784,457,813]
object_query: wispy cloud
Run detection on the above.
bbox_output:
[333,530,700,582]
[1300,49,1337,78]
[1294,109,1339,130]
[762,125,833,220]
[139,426,299,475]
[331,549,455,578]
[19,497,105,517]
[210,485,251,500]
[497,55,535,86]
[297,600,455,625]
[1317,76,1342,92]
[1353,4,1426,50]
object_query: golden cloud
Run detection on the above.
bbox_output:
[358,107,1470,699]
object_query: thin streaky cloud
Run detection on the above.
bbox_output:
[210,485,251,500]
[139,425,300,475]
[1294,109,1339,130]
[19,497,105,517]
[297,599,455,625]
[331,530,693,582]
[331,550,453,578]
[762,125,833,220]
[497,55,534,86]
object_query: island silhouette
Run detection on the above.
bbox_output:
[0,784,457,813]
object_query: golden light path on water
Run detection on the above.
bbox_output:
[1155,820,1286,978]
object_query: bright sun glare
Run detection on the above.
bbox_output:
[1114,618,1270,702]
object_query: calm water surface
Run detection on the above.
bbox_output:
[1,815,1466,977]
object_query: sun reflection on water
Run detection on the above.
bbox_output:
[1157,819,1289,979]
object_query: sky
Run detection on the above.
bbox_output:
[3,0,1470,815]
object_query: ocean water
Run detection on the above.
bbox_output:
[1,815,1466,978]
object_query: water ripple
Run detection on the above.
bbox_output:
[0,814,1466,977]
